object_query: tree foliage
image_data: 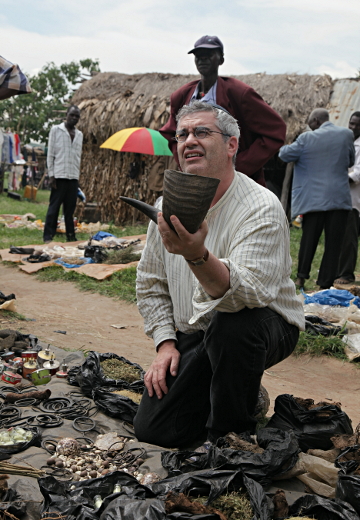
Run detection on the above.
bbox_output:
[0,59,100,145]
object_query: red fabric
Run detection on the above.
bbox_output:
[14,133,20,157]
[121,129,154,154]
[159,76,286,186]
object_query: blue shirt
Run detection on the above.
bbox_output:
[279,122,355,218]
[190,80,217,104]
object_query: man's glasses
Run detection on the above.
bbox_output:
[173,126,231,143]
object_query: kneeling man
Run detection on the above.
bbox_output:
[134,101,305,449]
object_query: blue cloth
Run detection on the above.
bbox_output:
[279,122,355,219]
[54,257,93,269]
[302,288,355,307]
[91,231,115,241]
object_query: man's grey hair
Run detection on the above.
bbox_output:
[176,101,240,165]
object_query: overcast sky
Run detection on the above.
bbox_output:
[1,0,358,80]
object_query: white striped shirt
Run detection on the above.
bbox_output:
[47,123,83,179]
[136,171,305,348]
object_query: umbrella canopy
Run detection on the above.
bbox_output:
[100,127,173,156]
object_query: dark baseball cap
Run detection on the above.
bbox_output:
[188,35,224,54]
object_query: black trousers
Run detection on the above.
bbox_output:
[337,208,360,282]
[43,179,78,241]
[134,307,299,448]
[297,210,350,288]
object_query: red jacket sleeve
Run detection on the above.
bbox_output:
[159,92,180,165]
[228,83,286,176]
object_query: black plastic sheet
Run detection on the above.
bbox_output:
[67,351,145,396]
[288,493,360,520]
[92,387,139,423]
[305,315,344,336]
[265,394,353,451]
[0,427,41,461]
[335,447,360,516]
[39,471,148,519]
[0,488,27,518]
[102,469,269,520]
[161,428,299,487]
[39,467,270,520]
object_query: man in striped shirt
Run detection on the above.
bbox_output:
[43,105,83,243]
[134,102,304,449]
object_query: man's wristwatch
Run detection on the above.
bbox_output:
[185,249,209,266]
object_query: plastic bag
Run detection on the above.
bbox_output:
[54,257,94,268]
[0,488,27,518]
[0,427,41,461]
[288,493,360,520]
[336,471,360,515]
[39,471,146,519]
[68,351,145,396]
[161,428,299,487]
[92,387,139,423]
[265,394,353,451]
[305,315,344,336]
[39,467,269,520]
[102,469,269,520]
[302,289,355,307]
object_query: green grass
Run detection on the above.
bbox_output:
[0,310,27,322]
[36,265,138,303]
[294,330,348,360]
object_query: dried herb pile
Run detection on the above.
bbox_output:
[100,358,141,382]
[103,246,139,265]
[112,389,143,404]
[192,491,253,520]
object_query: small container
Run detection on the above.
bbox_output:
[38,346,54,367]
[56,363,68,378]
[1,371,22,385]
[31,368,51,386]
[21,349,38,361]
[94,495,102,509]
[0,361,4,375]
[12,358,23,375]
[113,484,121,493]
[43,358,60,376]
[23,358,38,379]
[1,350,14,362]
[13,357,23,367]
[4,359,14,372]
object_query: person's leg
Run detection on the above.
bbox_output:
[204,307,299,441]
[297,212,325,282]
[317,210,350,288]
[336,209,359,283]
[134,330,212,448]
[43,182,65,242]
[62,179,78,241]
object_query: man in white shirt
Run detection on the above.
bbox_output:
[134,101,304,449]
[43,105,83,243]
[335,111,360,284]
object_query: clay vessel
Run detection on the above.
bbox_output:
[120,170,219,234]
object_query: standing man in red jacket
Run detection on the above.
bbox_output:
[160,35,286,186]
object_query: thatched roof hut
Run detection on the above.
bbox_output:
[72,72,333,224]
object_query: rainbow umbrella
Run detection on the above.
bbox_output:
[100,127,172,156]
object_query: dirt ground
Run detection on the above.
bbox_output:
[1,263,360,427]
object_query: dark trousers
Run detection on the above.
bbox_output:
[134,307,299,448]
[297,210,350,288]
[43,179,78,241]
[337,208,360,282]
